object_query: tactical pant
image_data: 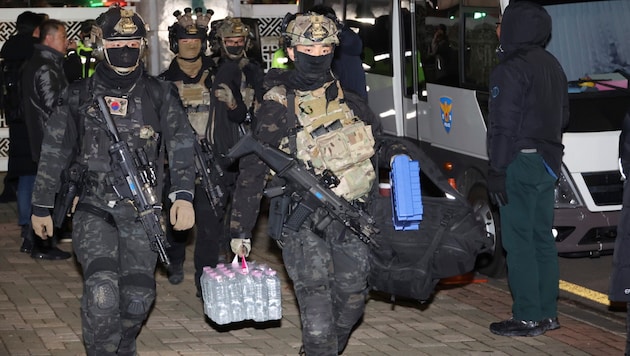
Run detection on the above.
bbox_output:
[500,152,558,321]
[282,210,370,356]
[73,196,157,356]
[166,184,227,292]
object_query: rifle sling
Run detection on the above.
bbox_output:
[75,202,117,228]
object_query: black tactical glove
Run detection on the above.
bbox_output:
[487,169,508,207]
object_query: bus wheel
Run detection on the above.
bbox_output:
[468,185,506,278]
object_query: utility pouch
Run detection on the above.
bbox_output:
[267,194,291,240]
[53,162,87,228]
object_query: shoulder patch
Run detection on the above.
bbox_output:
[263,85,288,107]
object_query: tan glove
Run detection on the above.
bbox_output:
[170,200,195,231]
[214,83,237,110]
[230,238,251,258]
[31,215,54,239]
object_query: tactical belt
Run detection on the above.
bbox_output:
[75,202,117,228]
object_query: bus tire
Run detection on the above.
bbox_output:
[468,185,507,278]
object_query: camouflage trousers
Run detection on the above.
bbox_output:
[72,196,158,356]
[282,210,370,356]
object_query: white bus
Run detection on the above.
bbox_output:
[299,0,630,277]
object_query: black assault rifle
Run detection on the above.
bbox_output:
[52,162,87,228]
[97,96,170,266]
[227,133,378,245]
[193,137,226,216]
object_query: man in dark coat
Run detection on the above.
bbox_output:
[610,109,630,355]
[486,1,569,337]
[17,17,72,259]
[0,11,44,220]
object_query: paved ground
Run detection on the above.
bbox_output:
[0,179,627,355]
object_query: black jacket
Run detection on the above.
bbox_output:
[1,33,38,176]
[21,44,69,163]
[487,1,569,176]
[610,110,630,301]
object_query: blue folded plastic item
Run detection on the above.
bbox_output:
[390,155,423,230]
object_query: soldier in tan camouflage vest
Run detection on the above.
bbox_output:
[159,7,219,292]
[229,12,381,355]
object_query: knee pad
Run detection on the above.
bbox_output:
[86,278,119,316]
[125,297,147,317]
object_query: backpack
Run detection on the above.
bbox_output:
[367,136,490,302]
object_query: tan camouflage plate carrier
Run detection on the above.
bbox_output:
[266,80,375,201]
[174,70,211,137]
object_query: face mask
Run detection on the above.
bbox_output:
[293,51,334,82]
[106,46,140,70]
[226,45,244,57]
[178,40,202,60]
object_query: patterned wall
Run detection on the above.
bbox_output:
[0,18,92,171]
[0,14,285,171]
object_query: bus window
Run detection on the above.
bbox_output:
[461,7,500,90]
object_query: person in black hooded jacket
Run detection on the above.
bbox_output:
[610,109,630,355]
[487,1,569,337]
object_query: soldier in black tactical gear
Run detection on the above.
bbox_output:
[159,7,218,288]
[30,5,196,355]
[229,12,381,355]
[160,14,265,294]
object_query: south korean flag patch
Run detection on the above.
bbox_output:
[104,96,129,116]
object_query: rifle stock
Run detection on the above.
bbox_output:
[227,134,378,245]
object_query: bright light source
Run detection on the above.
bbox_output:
[379,109,396,118]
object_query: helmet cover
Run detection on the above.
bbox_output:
[285,13,339,46]
[95,6,147,40]
[217,17,251,39]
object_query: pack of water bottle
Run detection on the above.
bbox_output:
[200,259,282,325]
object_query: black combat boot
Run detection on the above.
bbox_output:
[30,232,71,260]
[167,262,184,284]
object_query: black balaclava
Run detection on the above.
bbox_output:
[291,51,334,90]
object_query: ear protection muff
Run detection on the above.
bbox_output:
[90,24,104,61]
[280,12,297,49]
[168,24,179,54]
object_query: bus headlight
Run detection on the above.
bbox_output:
[554,165,583,208]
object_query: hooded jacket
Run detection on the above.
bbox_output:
[487,1,569,176]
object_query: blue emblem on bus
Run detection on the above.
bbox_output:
[439,96,453,133]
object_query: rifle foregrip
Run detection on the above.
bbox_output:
[284,201,315,232]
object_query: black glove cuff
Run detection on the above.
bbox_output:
[32,205,51,217]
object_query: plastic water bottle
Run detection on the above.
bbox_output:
[200,267,213,317]
[239,269,256,321]
[265,269,282,320]
[251,270,268,322]
[212,274,231,325]
[225,271,244,322]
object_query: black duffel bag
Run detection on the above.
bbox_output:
[367,136,490,302]
[368,194,488,302]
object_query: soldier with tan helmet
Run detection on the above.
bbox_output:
[229,12,381,355]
